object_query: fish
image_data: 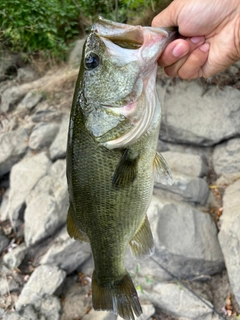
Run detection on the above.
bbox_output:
[66,17,175,320]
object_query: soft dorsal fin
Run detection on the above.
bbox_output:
[112,148,140,188]
[154,151,173,185]
[67,205,89,242]
[129,215,154,259]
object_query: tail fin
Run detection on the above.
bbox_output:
[92,271,142,320]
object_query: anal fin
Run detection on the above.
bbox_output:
[112,148,139,188]
[154,151,173,185]
[67,205,89,242]
[129,215,154,259]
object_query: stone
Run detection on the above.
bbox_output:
[49,114,69,160]
[0,86,27,113]
[3,243,27,269]
[0,127,29,176]
[68,39,85,68]
[158,81,240,146]
[126,196,225,280]
[40,227,91,274]
[17,91,43,110]
[155,172,209,205]
[142,281,213,319]
[161,151,208,177]
[28,122,59,150]
[0,189,10,221]
[218,179,240,306]
[3,305,38,320]
[15,264,66,310]
[5,152,51,224]
[116,304,155,320]
[0,275,19,296]
[212,138,240,175]
[0,230,10,255]
[17,67,37,83]
[24,160,68,246]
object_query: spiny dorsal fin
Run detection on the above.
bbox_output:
[129,215,154,259]
[67,205,89,242]
[112,149,139,188]
[154,151,173,185]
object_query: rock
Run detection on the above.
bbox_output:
[17,91,43,110]
[49,114,69,160]
[3,243,27,269]
[0,275,19,296]
[155,172,209,205]
[0,230,10,255]
[17,67,37,83]
[40,227,91,274]
[15,264,66,310]
[212,138,240,175]
[4,152,51,224]
[158,82,240,146]
[0,127,29,176]
[0,86,27,113]
[0,189,10,221]
[24,160,68,246]
[126,196,225,280]
[161,151,208,177]
[68,39,85,68]
[3,305,38,320]
[218,179,240,305]
[142,281,213,319]
[32,105,63,123]
[28,122,59,150]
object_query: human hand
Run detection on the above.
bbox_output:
[152,0,240,79]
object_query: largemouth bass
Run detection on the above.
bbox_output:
[66,17,175,320]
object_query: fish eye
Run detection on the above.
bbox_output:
[85,53,100,70]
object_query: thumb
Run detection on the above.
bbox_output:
[152,2,178,28]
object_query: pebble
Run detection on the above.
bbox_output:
[3,243,27,269]
[28,122,60,150]
[49,114,69,160]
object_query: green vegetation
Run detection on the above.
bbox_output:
[0,0,170,60]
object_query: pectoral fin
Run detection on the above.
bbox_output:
[112,148,139,188]
[67,205,89,242]
[154,151,173,185]
[129,215,154,259]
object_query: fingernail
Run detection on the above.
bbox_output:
[190,36,204,44]
[172,43,188,58]
[200,43,210,53]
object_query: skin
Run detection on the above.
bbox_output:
[152,0,240,79]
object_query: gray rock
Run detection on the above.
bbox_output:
[161,151,208,177]
[158,82,240,146]
[17,67,37,83]
[212,138,240,175]
[142,281,213,319]
[5,152,51,224]
[29,122,59,150]
[15,264,66,310]
[17,91,43,110]
[40,227,91,274]
[3,305,38,320]
[3,243,27,269]
[126,196,225,280]
[68,39,85,68]
[24,160,68,246]
[0,189,10,221]
[155,172,209,205]
[0,275,19,296]
[49,114,69,160]
[0,86,27,113]
[116,304,154,320]
[0,230,10,255]
[0,127,29,176]
[218,179,240,305]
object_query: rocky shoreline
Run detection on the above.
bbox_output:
[0,43,240,320]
